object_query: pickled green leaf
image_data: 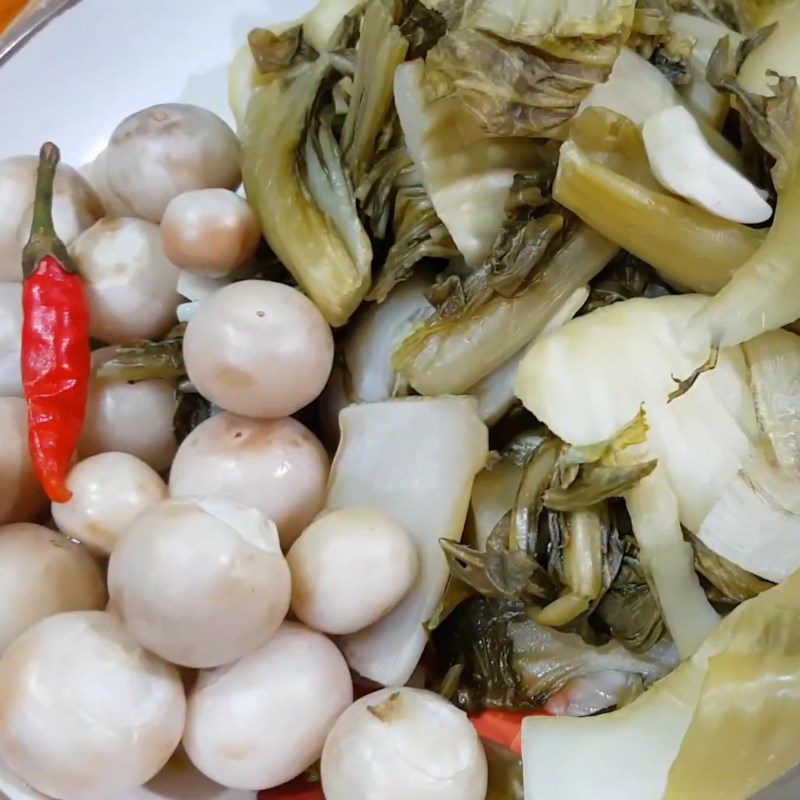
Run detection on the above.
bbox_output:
[423,29,614,137]
[248,26,306,74]
[690,532,773,605]
[97,325,186,383]
[242,59,372,326]
[595,554,666,652]
[430,596,674,713]
[440,518,556,602]
[341,0,409,185]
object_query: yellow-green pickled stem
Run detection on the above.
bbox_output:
[554,141,763,294]
[393,225,618,396]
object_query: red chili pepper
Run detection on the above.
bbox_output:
[20,143,91,503]
[470,708,552,756]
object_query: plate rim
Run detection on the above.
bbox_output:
[0,0,79,66]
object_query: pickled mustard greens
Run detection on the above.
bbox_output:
[222,0,800,794]
[393,224,618,395]
[242,61,373,327]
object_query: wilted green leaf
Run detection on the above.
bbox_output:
[581,251,673,315]
[371,185,458,301]
[248,26,308,73]
[706,26,799,189]
[544,460,658,511]
[535,503,624,627]
[97,324,186,383]
[341,0,409,185]
[429,596,674,712]
[419,0,637,50]
[595,555,666,652]
[425,578,474,631]
[544,410,657,511]
[510,438,561,554]
[440,518,556,602]
[174,392,215,445]
[423,29,613,137]
[689,532,774,604]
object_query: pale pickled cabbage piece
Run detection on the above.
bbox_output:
[625,466,721,658]
[327,397,488,685]
[523,567,800,800]
[744,329,800,476]
[698,450,800,582]
[672,13,741,128]
[470,459,524,550]
[394,60,545,267]
[468,285,588,425]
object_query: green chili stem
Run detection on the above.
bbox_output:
[22,142,74,278]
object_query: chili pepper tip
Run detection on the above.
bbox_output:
[43,478,73,505]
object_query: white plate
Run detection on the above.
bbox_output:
[0,1,798,799]
[0,0,315,165]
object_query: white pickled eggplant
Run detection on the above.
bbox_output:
[672,13,741,128]
[394,60,547,267]
[242,60,372,327]
[744,329,800,475]
[326,397,488,685]
[697,450,800,582]
[177,271,230,303]
[523,571,800,800]
[643,106,772,224]
[177,265,233,325]
[625,467,721,658]
[318,276,434,446]
[468,285,588,425]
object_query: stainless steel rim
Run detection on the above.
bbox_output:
[0,0,78,65]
